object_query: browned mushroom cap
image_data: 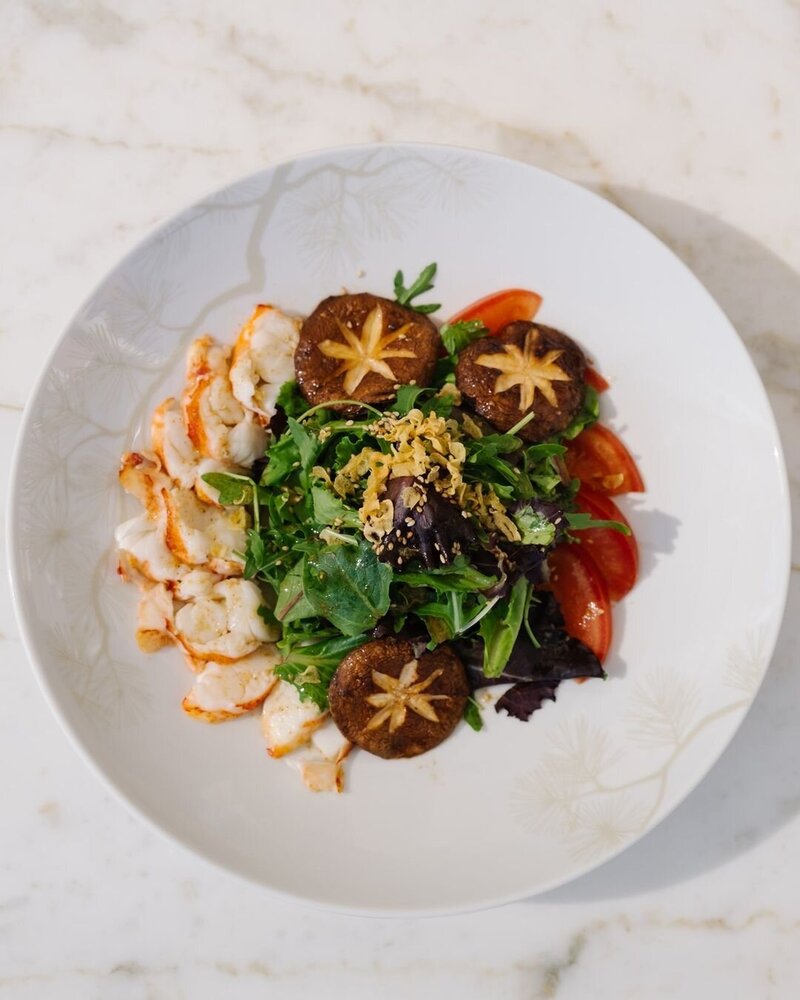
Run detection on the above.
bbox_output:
[328,638,469,759]
[456,322,586,442]
[294,293,439,410]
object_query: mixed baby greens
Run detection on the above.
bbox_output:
[203,265,625,728]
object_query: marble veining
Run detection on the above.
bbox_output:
[2,1,800,998]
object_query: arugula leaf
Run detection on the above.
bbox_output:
[439,319,487,355]
[565,512,631,535]
[393,262,441,314]
[560,384,600,440]
[303,541,392,636]
[414,591,466,643]
[414,589,490,644]
[276,380,310,417]
[327,434,360,471]
[276,631,368,709]
[261,433,300,486]
[394,384,457,418]
[396,556,497,594]
[463,698,483,732]
[431,356,459,384]
[464,432,523,490]
[287,417,319,473]
[479,577,529,677]
[394,384,425,414]
[201,471,256,506]
[518,441,569,501]
[310,485,361,529]
[243,529,267,580]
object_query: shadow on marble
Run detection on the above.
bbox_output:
[535,187,800,903]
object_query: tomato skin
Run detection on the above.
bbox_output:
[547,544,612,662]
[573,488,638,601]
[448,288,542,333]
[564,424,645,495]
[585,366,610,393]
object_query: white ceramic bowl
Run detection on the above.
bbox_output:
[9,143,790,914]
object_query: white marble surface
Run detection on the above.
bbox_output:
[2,1,799,996]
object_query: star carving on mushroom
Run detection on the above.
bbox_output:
[318,303,416,395]
[475,328,571,411]
[365,658,449,734]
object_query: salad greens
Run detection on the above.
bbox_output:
[202,264,623,720]
[393,261,441,314]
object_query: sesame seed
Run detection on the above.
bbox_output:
[461,510,470,518]
[345,419,354,427]
[439,553,447,564]
[409,380,417,386]
[387,542,394,551]
[433,542,441,551]
[405,531,414,540]
[397,556,404,565]
[405,517,415,526]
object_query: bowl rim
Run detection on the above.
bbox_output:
[7,140,792,916]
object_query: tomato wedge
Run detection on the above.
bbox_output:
[585,366,610,393]
[564,424,644,495]
[573,488,638,601]
[548,544,612,662]
[448,288,542,333]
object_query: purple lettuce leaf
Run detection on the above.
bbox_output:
[455,592,605,722]
[380,476,477,569]
[495,682,559,721]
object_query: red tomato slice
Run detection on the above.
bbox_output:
[548,544,612,662]
[573,488,638,601]
[585,366,610,393]
[564,424,645,495]
[448,288,542,333]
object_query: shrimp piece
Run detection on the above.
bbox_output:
[172,567,220,601]
[261,681,325,758]
[284,717,352,793]
[182,648,281,722]
[135,582,175,652]
[151,397,249,507]
[119,452,171,518]
[186,334,229,382]
[116,513,188,585]
[151,397,198,489]
[229,305,300,423]
[161,485,248,575]
[172,578,274,662]
[183,336,267,467]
